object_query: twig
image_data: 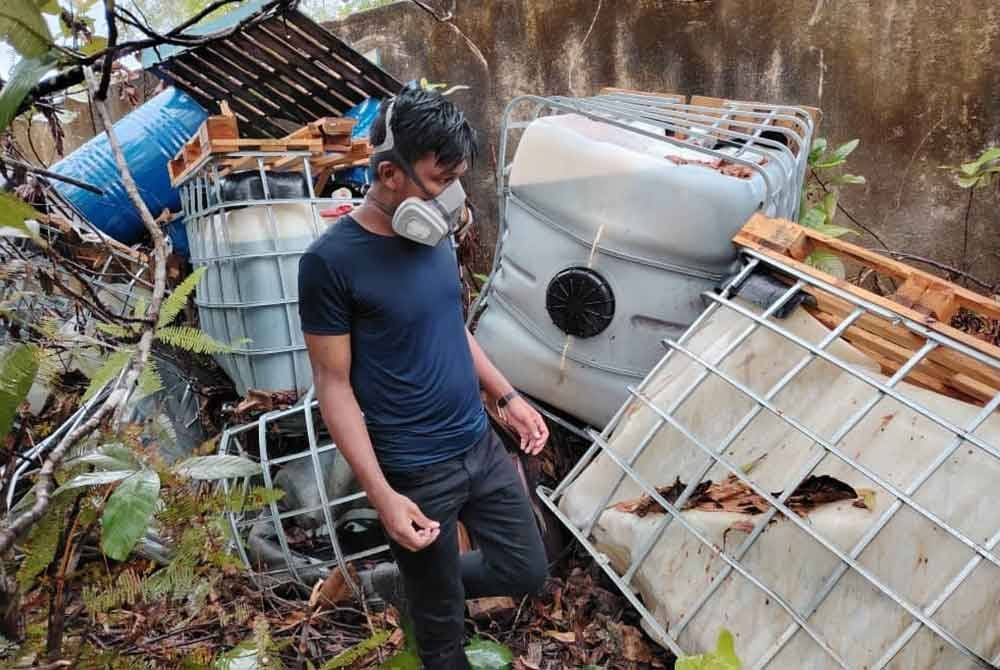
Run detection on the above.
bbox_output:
[0,156,104,194]
[405,0,490,80]
[84,66,167,423]
[885,251,997,293]
[811,169,890,250]
[97,0,120,101]
[0,62,169,556]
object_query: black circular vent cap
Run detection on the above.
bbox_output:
[546,267,615,338]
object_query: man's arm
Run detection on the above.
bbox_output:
[466,328,549,454]
[304,333,439,551]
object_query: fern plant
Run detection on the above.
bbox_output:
[0,343,39,441]
[83,266,242,401]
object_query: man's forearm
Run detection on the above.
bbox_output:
[314,378,394,508]
[466,328,514,402]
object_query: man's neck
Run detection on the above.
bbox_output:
[353,187,397,237]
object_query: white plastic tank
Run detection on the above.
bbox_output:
[187,202,333,395]
[475,111,801,427]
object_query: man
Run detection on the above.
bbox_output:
[297,85,550,670]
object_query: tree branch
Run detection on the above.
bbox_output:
[0,64,170,557]
[96,0,120,101]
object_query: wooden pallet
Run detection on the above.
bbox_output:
[734,214,1000,405]
[169,114,359,185]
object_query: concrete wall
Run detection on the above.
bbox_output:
[329,0,1000,285]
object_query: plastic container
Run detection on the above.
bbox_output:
[475,113,795,427]
[187,201,341,394]
[50,87,207,246]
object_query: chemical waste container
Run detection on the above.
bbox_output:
[473,94,814,427]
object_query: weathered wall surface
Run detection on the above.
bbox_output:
[329,0,1000,284]
[10,76,161,171]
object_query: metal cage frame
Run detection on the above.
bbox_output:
[539,250,1000,669]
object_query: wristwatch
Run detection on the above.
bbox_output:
[497,389,519,411]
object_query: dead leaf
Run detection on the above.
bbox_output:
[617,623,653,662]
[544,630,576,643]
[310,564,356,610]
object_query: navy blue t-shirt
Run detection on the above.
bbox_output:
[297,216,487,471]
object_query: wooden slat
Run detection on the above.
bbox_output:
[739,215,1000,322]
[166,57,289,137]
[209,41,334,121]
[241,25,364,108]
[283,11,400,97]
[185,47,314,126]
[173,51,284,119]
[811,310,994,403]
[808,290,1000,391]
[226,34,346,121]
[259,21,372,99]
[734,214,1000,405]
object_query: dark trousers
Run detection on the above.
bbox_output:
[382,428,548,670]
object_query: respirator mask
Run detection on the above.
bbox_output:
[372,99,467,247]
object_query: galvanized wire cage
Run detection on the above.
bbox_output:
[177,151,362,395]
[540,251,1000,669]
[218,387,387,594]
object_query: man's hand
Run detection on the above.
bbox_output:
[500,396,549,455]
[373,490,440,552]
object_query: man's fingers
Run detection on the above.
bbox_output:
[408,503,439,531]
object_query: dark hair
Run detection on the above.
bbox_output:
[369,84,478,181]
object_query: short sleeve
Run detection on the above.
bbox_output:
[298,252,352,335]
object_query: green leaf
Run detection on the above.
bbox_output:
[821,192,838,221]
[829,173,866,186]
[321,630,391,669]
[808,138,827,164]
[378,651,421,670]
[100,469,160,561]
[0,191,42,238]
[95,321,138,339]
[79,35,107,57]
[135,359,163,400]
[83,349,132,401]
[0,50,59,133]
[0,1,53,57]
[811,223,856,238]
[65,443,141,472]
[35,0,61,15]
[676,629,742,670]
[172,455,262,480]
[465,639,514,670]
[155,326,234,354]
[157,266,206,328]
[829,138,859,162]
[55,470,136,494]
[805,250,846,279]
[0,343,38,441]
[800,206,827,230]
[16,495,71,589]
[959,147,1000,175]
